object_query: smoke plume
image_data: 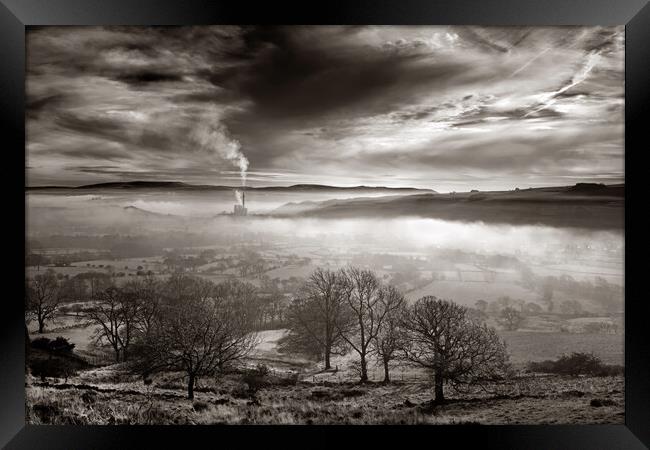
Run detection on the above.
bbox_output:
[191,107,249,186]
[234,189,243,205]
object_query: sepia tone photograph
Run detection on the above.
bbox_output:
[24,25,624,425]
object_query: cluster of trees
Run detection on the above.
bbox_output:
[25,270,267,400]
[162,251,210,272]
[238,251,268,278]
[519,269,622,314]
[282,267,510,402]
[259,275,304,296]
[474,297,529,331]
[27,264,513,403]
[26,252,111,269]
[582,321,619,334]
[527,352,623,377]
[29,233,221,260]
[132,275,261,399]
[24,269,100,333]
[25,269,155,333]
[473,295,597,331]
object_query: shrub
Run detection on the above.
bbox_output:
[81,391,97,404]
[31,337,53,351]
[67,303,84,314]
[31,402,61,423]
[30,358,78,381]
[31,336,75,353]
[527,352,623,376]
[593,364,624,377]
[242,364,269,396]
[276,372,300,387]
[49,336,75,353]
[193,401,210,412]
[554,352,601,375]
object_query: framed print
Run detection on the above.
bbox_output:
[1,0,649,448]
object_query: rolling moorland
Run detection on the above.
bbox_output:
[272,183,624,230]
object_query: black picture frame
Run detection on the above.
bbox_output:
[2,1,648,448]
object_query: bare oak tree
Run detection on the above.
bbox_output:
[26,269,63,333]
[139,276,260,399]
[125,275,162,339]
[498,307,524,331]
[282,268,348,369]
[401,296,510,403]
[372,286,407,383]
[338,267,404,383]
[87,286,138,362]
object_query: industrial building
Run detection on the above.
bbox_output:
[233,191,248,216]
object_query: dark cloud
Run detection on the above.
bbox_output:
[55,112,128,140]
[26,26,624,191]
[26,93,67,119]
[113,71,184,86]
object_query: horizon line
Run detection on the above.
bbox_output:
[25,180,624,193]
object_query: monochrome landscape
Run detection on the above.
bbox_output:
[25,26,624,425]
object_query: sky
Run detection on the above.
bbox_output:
[26,26,624,192]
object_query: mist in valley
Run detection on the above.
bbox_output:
[26,190,624,314]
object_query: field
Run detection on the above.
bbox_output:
[406,280,540,306]
[499,331,624,366]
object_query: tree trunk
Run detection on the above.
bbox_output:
[383,359,390,383]
[324,346,331,370]
[37,319,44,334]
[434,372,444,403]
[359,356,368,383]
[25,323,30,370]
[187,374,195,400]
[114,347,121,363]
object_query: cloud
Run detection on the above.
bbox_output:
[26,26,624,191]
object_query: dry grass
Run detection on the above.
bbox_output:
[26,370,624,425]
[500,331,624,366]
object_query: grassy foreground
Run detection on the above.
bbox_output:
[26,367,624,425]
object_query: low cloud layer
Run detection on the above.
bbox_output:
[26,26,624,191]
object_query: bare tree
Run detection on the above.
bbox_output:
[125,275,161,339]
[59,277,88,303]
[25,269,63,333]
[540,279,554,312]
[86,272,113,300]
[401,296,510,403]
[338,267,404,383]
[498,306,525,331]
[371,286,406,383]
[138,276,260,399]
[213,279,262,330]
[87,286,139,362]
[282,268,348,370]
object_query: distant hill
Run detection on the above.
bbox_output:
[270,183,624,230]
[565,182,624,195]
[26,181,435,193]
[253,184,435,193]
[122,205,177,218]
